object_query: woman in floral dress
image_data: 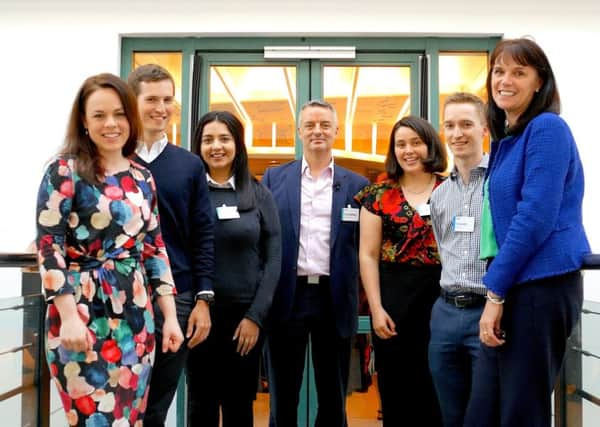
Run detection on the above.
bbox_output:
[36,73,183,427]
[355,116,447,427]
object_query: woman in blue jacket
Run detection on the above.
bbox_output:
[464,38,590,427]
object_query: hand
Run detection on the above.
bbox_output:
[233,318,260,356]
[371,307,397,339]
[162,316,184,353]
[479,300,506,347]
[186,300,211,348]
[60,315,92,352]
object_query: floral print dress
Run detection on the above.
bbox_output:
[36,157,175,427]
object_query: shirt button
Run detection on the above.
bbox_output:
[464,250,468,255]
[464,204,469,209]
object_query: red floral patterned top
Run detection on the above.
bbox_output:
[354,174,444,266]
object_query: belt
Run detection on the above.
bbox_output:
[297,275,330,285]
[440,288,486,309]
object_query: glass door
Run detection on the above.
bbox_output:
[313,53,421,181]
[194,49,423,427]
[196,52,310,178]
[195,52,421,182]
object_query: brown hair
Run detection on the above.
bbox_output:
[384,116,447,180]
[443,92,486,124]
[486,38,560,140]
[127,64,175,97]
[61,73,141,183]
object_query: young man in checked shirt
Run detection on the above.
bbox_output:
[429,92,489,427]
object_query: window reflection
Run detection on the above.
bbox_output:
[324,66,411,160]
[209,66,297,153]
[132,52,183,145]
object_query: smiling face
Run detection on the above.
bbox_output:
[443,102,487,162]
[82,88,130,158]
[199,120,236,178]
[136,79,175,143]
[393,126,429,175]
[298,106,338,156]
[491,54,543,126]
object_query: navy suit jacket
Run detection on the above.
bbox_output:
[262,160,369,338]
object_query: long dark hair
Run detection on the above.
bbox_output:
[61,73,141,183]
[487,38,561,140]
[384,116,447,181]
[192,111,256,210]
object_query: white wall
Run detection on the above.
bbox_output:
[1,0,599,284]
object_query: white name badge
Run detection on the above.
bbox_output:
[452,216,475,232]
[342,205,360,222]
[416,203,431,217]
[216,204,240,220]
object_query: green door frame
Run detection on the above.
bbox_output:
[120,35,499,427]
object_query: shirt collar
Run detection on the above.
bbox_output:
[301,156,334,179]
[136,134,169,156]
[206,173,236,190]
[450,153,489,180]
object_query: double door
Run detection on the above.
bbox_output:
[192,48,425,426]
[193,50,425,181]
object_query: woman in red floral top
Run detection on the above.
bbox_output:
[355,116,447,427]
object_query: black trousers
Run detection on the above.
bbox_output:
[187,303,263,427]
[464,271,583,427]
[145,291,194,427]
[267,277,351,427]
[374,263,442,427]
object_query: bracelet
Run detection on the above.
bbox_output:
[486,291,505,305]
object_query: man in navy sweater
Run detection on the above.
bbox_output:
[128,64,215,427]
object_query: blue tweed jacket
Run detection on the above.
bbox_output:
[484,112,590,297]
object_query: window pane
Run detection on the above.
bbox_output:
[132,52,183,145]
[323,66,411,160]
[439,52,490,153]
[209,66,297,154]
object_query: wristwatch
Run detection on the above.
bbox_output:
[195,293,215,306]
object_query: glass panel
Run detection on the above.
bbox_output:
[209,66,297,154]
[323,65,411,161]
[132,52,183,145]
[439,52,490,156]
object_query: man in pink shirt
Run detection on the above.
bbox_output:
[262,100,368,427]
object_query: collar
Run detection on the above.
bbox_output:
[206,173,236,190]
[450,153,489,180]
[136,134,169,156]
[301,156,334,179]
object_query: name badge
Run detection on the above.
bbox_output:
[452,216,475,232]
[416,203,431,217]
[342,205,360,222]
[216,204,240,220]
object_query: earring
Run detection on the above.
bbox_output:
[535,88,540,93]
[84,128,89,135]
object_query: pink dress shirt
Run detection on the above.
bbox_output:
[297,157,334,277]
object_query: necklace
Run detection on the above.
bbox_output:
[401,174,434,195]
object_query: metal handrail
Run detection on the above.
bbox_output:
[571,346,600,361]
[572,388,600,407]
[0,252,36,268]
[0,342,34,358]
[582,308,600,316]
[0,253,48,427]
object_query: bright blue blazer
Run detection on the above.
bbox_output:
[262,160,369,338]
[484,112,590,297]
